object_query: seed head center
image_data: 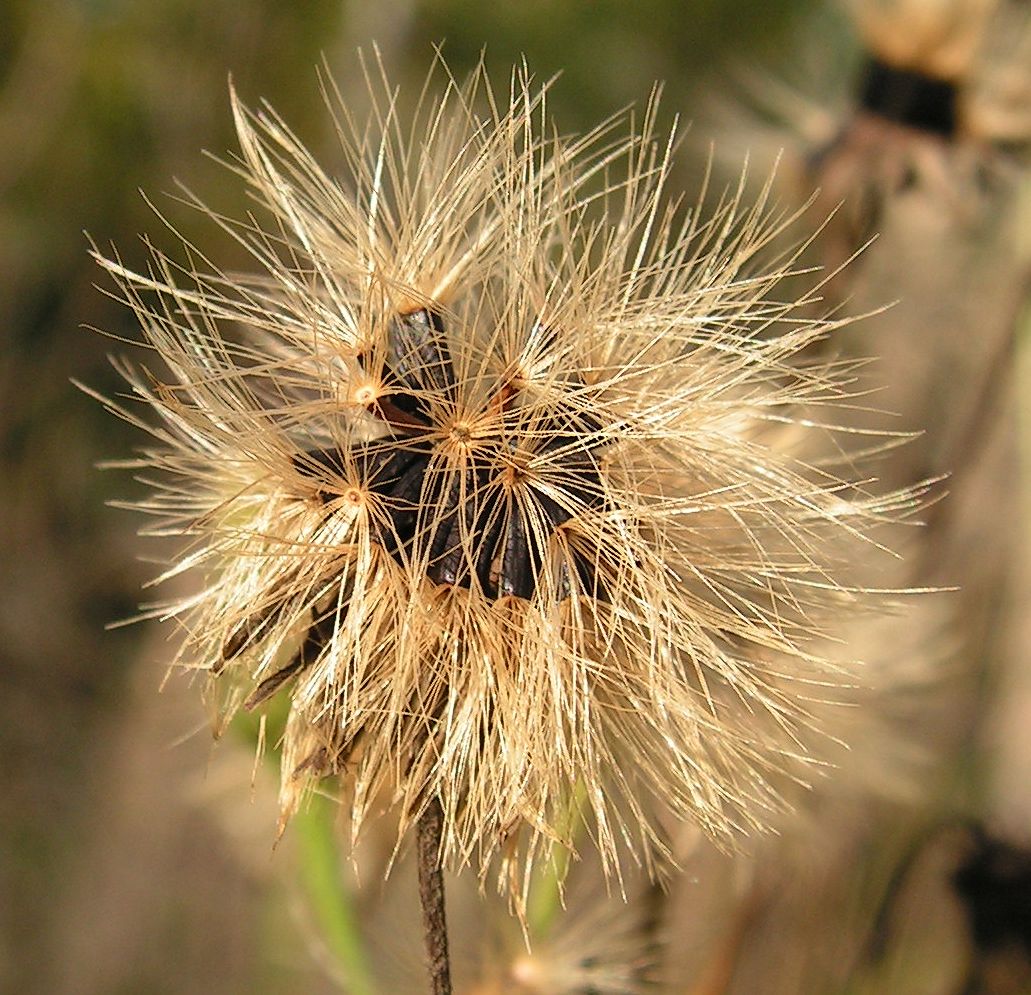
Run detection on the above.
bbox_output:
[449,422,473,444]
[353,382,378,406]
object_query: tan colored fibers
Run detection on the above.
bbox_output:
[89,53,926,905]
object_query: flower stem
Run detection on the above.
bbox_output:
[416,796,453,995]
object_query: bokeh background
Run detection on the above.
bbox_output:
[3,1,1030,993]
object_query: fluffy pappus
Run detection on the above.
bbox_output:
[88,52,925,904]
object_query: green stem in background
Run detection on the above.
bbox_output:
[295,790,379,995]
[233,704,378,993]
[527,780,588,940]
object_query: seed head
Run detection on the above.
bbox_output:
[849,0,998,84]
[90,53,921,900]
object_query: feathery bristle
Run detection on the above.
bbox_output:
[91,51,924,900]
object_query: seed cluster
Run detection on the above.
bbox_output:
[298,308,608,602]
[92,59,920,896]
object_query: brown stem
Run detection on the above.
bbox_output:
[416,796,452,995]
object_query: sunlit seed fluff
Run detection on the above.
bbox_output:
[90,53,925,900]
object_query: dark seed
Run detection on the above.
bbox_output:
[291,747,330,780]
[559,549,604,600]
[536,491,572,531]
[220,590,292,665]
[382,449,432,503]
[243,653,307,710]
[221,616,261,664]
[357,442,431,488]
[294,442,431,504]
[474,510,506,597]
[386,308,455,417]
[499,506,535,600]
[283,318,613,604]
[242,595,346,710]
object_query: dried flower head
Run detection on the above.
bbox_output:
[723,1,1030,297]
[90,54,919,899]
[846,0,1031,151]
[849,0,998,84]
[722,1,1030,228]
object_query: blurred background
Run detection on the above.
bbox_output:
[2,1,1030,992]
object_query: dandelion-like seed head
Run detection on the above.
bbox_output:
[92,53,920,903]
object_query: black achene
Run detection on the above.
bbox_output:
[299,308,608,601]
[227,308,608,701]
